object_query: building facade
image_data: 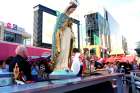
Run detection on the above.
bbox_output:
[0,21,31,45]
[33,4,80,49]
[85,12,110,57]
[122,36,128,54]
[106,10,126,55]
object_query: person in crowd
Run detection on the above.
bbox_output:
[9,45,32,81]
[90,54,103,70]
[51,0,78,71]
[115,61,120,72]
[105,62,114,74]
[125,60,132,73]
[71,48,83,76]
[131,60,138,70]
[117,62,128,73]
[83,48,90,74]
[83,48,90,61]
[89,55,96,73]
[78,54,86,76]
[2,56,14,72]
[112,62,118,73]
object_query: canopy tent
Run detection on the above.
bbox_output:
[104,55,136,63]
[97,58,107,63]
[120,55,136,63]
[110,49,125,55]
[105,56,116,63]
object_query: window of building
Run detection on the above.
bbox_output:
[4,31,16,42]
[90,48,96,55]
[23,38,31,45]
[15,34,22,43]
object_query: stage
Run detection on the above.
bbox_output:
[0,72,125,93]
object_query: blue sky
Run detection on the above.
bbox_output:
[0,0,139,50]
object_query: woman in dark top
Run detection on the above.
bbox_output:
[9,45,32,81]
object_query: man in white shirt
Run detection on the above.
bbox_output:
[71,48,83,76]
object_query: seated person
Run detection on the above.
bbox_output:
[2,56,14,72]
[71,48,83,76]
[95,61,103,69]
[9,45,32,82]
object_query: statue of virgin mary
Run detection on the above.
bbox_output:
[51,0,79,74]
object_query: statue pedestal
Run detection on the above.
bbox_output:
[49,70,77,80]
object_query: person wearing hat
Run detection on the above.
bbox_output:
[52,0,79,71]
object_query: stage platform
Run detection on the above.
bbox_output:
[0,72,124,93]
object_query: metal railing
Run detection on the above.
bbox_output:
[125,72,140,93]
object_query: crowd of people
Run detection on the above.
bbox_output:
[0,0,139,84]
[0,45,140,85]
[1,45,54,83]
[71,48,140,75]
[104,60,139,74]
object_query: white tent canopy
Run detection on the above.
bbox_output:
[110,49,125,55]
